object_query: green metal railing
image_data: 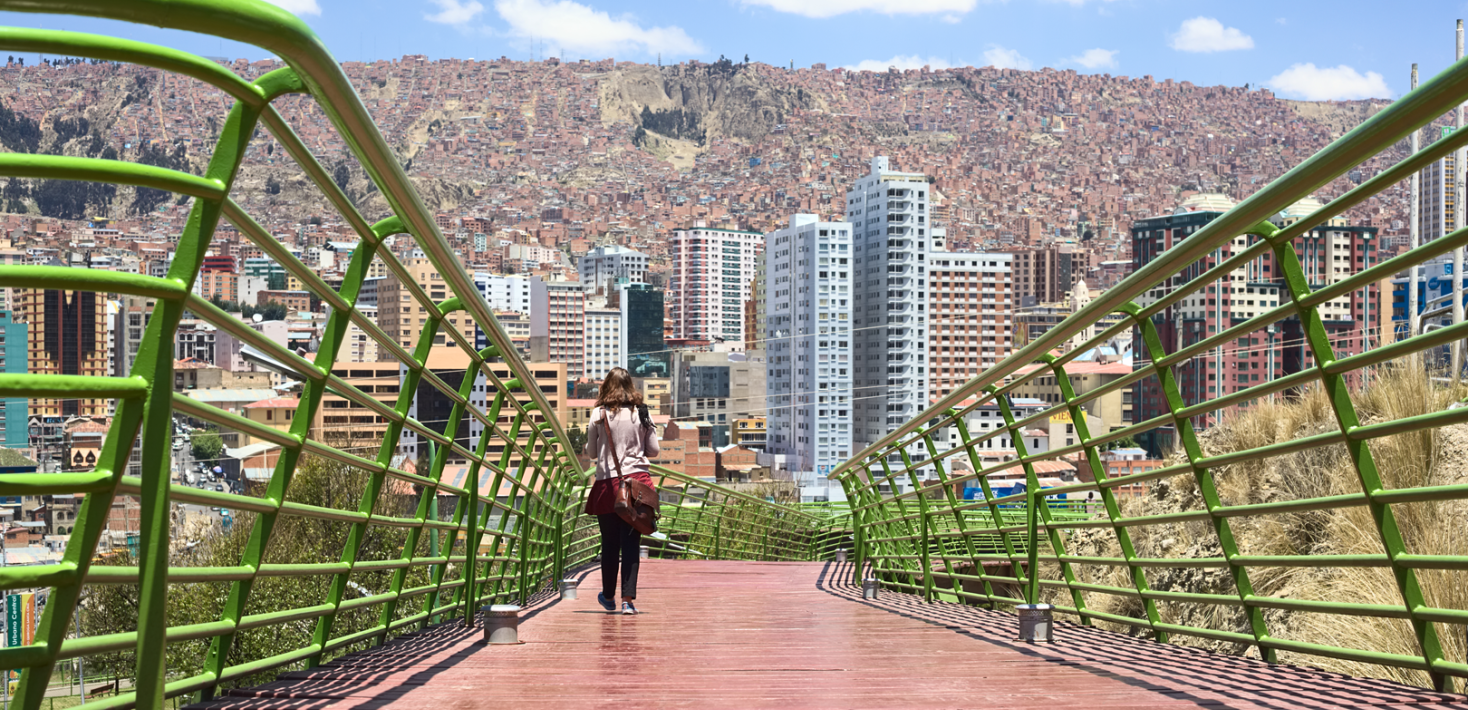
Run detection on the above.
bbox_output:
[560,466,842,564]
[0,2,813,708]
[835,54,1468,694]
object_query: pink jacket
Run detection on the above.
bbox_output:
[586,406,661,481]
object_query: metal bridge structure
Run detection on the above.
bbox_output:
[0,1,1463,708]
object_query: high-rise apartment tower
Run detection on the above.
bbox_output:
[763,215,853,478]
[667,224,762,347]
[847,157,932,462]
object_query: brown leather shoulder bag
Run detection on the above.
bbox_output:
[600,411,660,535]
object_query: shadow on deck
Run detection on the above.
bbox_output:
[188,561,1468,709]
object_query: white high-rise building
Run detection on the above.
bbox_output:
[1419,128,1457,242]
[578,245,649,295]
[847,156,933,462]
[474,273,532,314]
[764,215,854,479]
[472,273,533,355]
[530,277,585,379]
[583,303,625,380]
[668,224,762,346]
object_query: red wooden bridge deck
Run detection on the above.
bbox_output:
[191,561,1468,709]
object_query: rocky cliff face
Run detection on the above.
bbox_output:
[600,61,822,146]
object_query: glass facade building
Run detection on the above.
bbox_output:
[622,283,669,378]
[0,310,27,449]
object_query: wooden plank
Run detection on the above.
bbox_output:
[188,561,1468,709]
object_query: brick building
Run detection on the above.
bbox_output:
[929,252,1014,399]
[650,421,716,480]
[1131,194,1378,454]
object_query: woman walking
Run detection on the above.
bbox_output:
[584,367,659,615]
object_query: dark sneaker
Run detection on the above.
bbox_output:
[622,601,638,615]
[597,592,615,611]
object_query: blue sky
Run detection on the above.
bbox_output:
[4,0,1468,101]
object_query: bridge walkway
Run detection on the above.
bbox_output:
[188,561,1468,709]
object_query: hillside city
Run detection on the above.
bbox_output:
[0,53,1431,561]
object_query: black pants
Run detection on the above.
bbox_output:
[597,513,641,600]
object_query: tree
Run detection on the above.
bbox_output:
[567,425,587,454]
[209,295,240,313]
[332,161,351,194]
[191,426,224,463]
[80,453,432,693]
[131,142,189,214]
[0,96,42,153]
[241,301,288,322]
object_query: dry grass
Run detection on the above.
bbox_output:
[1067,360,1468,690]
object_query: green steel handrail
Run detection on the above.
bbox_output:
[0,3,606,708]
[0,8,826,707]
[835,50,1468,695]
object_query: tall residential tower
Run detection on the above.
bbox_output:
[763,215,853,478]
[667,224,762,348]
[847,157,932,462]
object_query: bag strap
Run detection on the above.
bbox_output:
[600,411,626,480]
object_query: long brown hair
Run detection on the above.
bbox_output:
[595,367,643,415]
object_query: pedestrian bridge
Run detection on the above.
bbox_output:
[0,2,1466,708]
[191,561,1468,710]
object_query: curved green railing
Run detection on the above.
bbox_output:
[0,2,817,708]
[5,0,1467,704]
[834,46,1468,694]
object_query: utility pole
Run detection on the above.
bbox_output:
[1455,20,1465,381]
[1410,64,1421,344]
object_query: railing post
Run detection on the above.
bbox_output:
[838,474,865,584]
[1024,481,1039,605]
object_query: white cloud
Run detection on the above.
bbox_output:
[493,0,703,57]
[262,0,321,16]
[1068,48,1118,69]
[1268,63,1391,101]
[740,0,975,19]
[983,46,1032,70]
[425,0,484,24]
[1049,0,1120,6]
[845,55,953,72]
[1169,17,1254,53]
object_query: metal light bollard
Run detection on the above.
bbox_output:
[1016,604,1054,643]
[483,604,521,645]
[862,578,879,600]
[560,578,578,600]
[835,548,847,564]
[639,545,649,560]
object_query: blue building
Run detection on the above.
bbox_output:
[1390,256,1468,344]
[0,310,27,449]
